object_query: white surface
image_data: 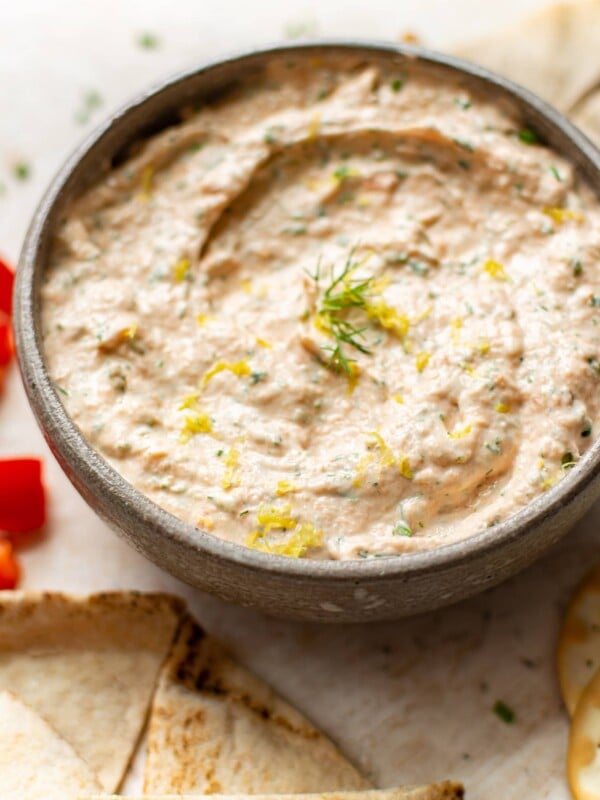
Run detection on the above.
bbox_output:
[0,1,596,797]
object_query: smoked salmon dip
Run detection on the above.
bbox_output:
[42,54,600,559]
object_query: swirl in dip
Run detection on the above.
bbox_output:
[42,54,600,560]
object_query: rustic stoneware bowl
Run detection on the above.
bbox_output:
[14,41,600,622]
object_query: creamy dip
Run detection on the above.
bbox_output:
[42,54,600,560]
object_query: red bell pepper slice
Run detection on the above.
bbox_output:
[0,319,13,367]
[0,258,14,317]
[0,458,46,533]
[0,540,20,589]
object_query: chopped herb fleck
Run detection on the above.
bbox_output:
[390,78,404,92]
[393,522,413,537]
[453,138,474,152]
[84,89,102,109]
[454,97,472,110]
[493,700,515,724]
[284,19,318,39]
[549,165,563,181]
[486,438,502,455]
[332,164,358,181]
[13,162,30,181]
[51,381,69,397]
[108,368,127,393]
[572,259,584,277]
[408,259,429,277]
[591,295,600,307]
[386,251,409,265]
[137,32,160,49]
[561,451,576,469]
[518,129,539,145]
[283,224,307,236]
[582,423,592,438]
[588,357,600,377]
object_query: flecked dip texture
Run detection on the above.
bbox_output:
[42,54,600,561]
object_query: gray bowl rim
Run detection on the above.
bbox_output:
[14,38,600,584]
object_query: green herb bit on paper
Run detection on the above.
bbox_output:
[75,89,104,124]
[493,700,515,724]
[13,162,30,181]
[84,90,102,109]
[284,19,319,40]
[137,32,160,49]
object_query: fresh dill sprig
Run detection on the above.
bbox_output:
[310,249,374,374]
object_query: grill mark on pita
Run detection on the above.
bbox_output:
[167,619,325,740]
[191,668,322,738]
[194,669,227,694]
[146,613,371,792]
[231,689,321,738]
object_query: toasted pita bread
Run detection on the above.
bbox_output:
[573,90,600,145]
[455,0,600,113]
[86,786,464,800]
[144,616,370,794]
[0,690,101,799]
[0,591,183,793]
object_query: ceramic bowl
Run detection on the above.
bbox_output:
[14,41,600,621]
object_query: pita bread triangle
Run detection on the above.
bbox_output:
[572,89,600,144]
[0,591,184,793]
[455,0,600,114]
[0,689,101,800]
[144,615,371,794]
